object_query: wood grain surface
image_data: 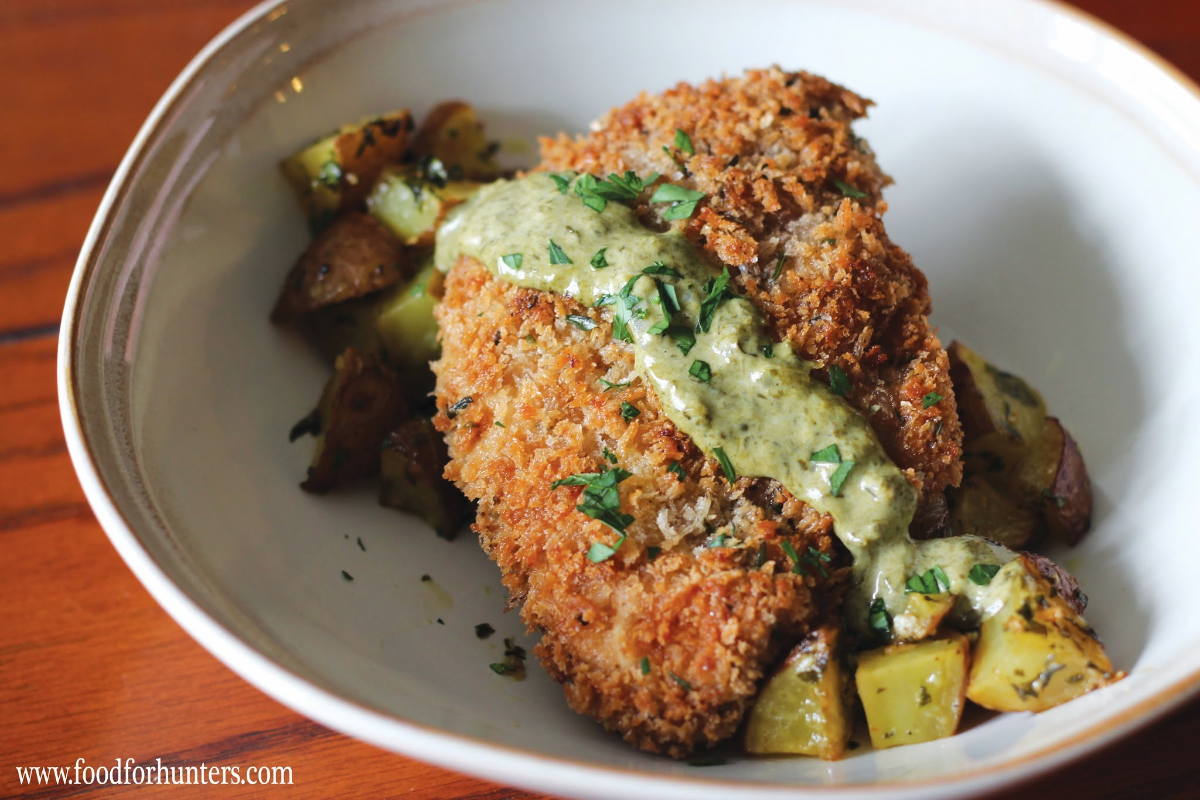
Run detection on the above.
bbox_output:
[3,1,1198,796]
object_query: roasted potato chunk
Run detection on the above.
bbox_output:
[967,557,1118,712]
[410,101,500,180]
[281,110,412,230]
[302,349,408,493]
[947,474,1042,549]
[366,166,481,247]
[856,633,971,749]
[377,259,444,370]
[947,341,1092,546]
[745,625,851,760]
[272,212,408,323]
[892,592,956,643]
[380,417,469,539]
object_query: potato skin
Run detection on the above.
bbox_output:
[302,348,408,493]
[380,417,470,539]
[1044,419,1092,545]
[410,101,500,180]
[1022,551,1088,615]
[272,212,409,323]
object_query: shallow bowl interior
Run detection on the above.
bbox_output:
[61,0,1200,797]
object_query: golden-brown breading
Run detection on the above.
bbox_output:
[432,67,962,757]
[433,261,846,757]
[540,67,961,501]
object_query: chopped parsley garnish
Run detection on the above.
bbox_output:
[670,671,693,691]
[590,247,609,269]
[810,444,841,463]
[490,638,528,679]
[603,447,618,464]
[341,570,354,582]
[667,326,696,355]
[640,656,651,675]
[500,253,523,270]
[489,662,516,676]
[868,597,891,636]
[553,468,634,549]
[317,160,342,188]
[357,536,366,552]
[697,267,732,333]
[548,239,572,264]
[780,540,803,575]
[655,280,681,316]
[621,401,640,422]
[649,183,706,220]
[599,377,632,392]
[833,178,867,199]
[829,460,855,497]
[549,173,571,194]
[642,261,682,278]
[667,461,686,481]
[756,542,769,568]
[810,443,854,496]
[662,146,686,173]
[713,447,736,481]
[968,563,1002,585]
[906,565,952,594]
[566,314,596,331]
[922,391,944,409]
[802,546,832,578]
[772,252,786,281]
[689,360,712,382]
[595,293,640,343]
[647,318,669,335]
[829,364,851,396]
[288,408,321,442]
[475,623,495,639]
[706,533,728,548]
[494,421,505,427]
[647,546,662,560]
[574,170,657,212]
[446,396,473,419]
[761,342,774,358]
[674,128,695,155]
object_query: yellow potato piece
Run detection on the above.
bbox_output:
[892,592,956,642]
[967,558,1119,712]
[745,626,851,760]
[367,166,481,246]
[856,633,970,749]
[377,260,444,370]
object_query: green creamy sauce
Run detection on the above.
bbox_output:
[436,173,1008,633]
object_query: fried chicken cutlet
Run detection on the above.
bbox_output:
[431,67,962,757]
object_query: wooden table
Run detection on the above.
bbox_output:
[3,1,1198,796]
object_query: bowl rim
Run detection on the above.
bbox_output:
[56,0,1200,796]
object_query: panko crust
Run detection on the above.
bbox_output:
[540,67,962,500]
[432,260,846,757]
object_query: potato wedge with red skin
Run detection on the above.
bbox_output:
[946,341,1092,546]
[302,348,408,493]
[380,417,470,539]
[410,102,500,180]
[280,110,413,229]
[272,212,409,323]
[1043,420,1092,545]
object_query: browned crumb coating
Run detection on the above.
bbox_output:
[432,67,961,757]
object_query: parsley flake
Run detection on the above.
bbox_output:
[667,461,686,481]
[922,392,944,409]
[810,444,841,463]
[649,183,706,220]
[621,402,640,422]
[566,314,596,331]
[697,267,732,333]
[640,656,651,675]
[906,565,952,594]
[446,396,473,419]
[833,178,867,199]
[599,377,631,392]
[603,447,618,464]
[670,671,693,691]
[968,563,1002,585]
[829,460,855,497]
[590,247,609,269]
[713,447,736,482]
[868,597,891,637]
[647,546,662,560]
[773,252,786,281]
[475,623,495,639]
[689,360,712,382]
[548,239,572,265]
[674,128,695,155]
[549,173,571,194]
[780,540,803,575]
[500,253,523,270]
[829,364,851,396]
[552,467,634,540]
[667,325,696,355]
[802,546,832,578]
[288,408,321,442]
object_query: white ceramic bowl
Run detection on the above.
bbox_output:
[60,0,1200,797]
